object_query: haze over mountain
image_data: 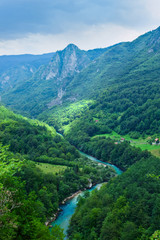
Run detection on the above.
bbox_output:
[0,52,54,93]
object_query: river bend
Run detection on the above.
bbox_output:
[51,151,123,239]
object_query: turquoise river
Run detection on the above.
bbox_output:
[51,151,123,239]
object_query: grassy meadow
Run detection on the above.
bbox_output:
[93,131,160,158]
[36,162,67,175]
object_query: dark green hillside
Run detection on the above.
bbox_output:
[68,155,160,240]
[38,28,160,155]
[0,105,79,166]
[66,27,160,99]
[0,105,115,239]
[62,82,160,139]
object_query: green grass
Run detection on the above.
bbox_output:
[150,149,160,158]
[93,131,160,158]
[36,163,67,175]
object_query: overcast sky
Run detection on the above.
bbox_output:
[0,0,160,55]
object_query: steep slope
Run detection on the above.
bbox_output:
[68,154,160,240]
[1,44,108,116]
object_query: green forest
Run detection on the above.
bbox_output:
[68,155,160,240]
[0,106,115,240]
[1,102,160,239]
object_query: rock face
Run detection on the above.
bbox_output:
[45,44,93,108]
[44,44,81,81]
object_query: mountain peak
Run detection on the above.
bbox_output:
[65,43,80,51]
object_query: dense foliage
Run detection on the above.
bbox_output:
[0,105,80,166]
[0,144,114,239]
[74,137,150,170]
[40,80,160,143]
[0,105,115,239]
[0,145,54,240]
[38,28,160,143]
[68,155,160,240]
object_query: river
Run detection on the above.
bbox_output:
[51,151,123,239]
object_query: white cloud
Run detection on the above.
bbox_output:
[145,0,160,22]
[0,23,151,55]
[74,24,144,49]
[0,0,159,55]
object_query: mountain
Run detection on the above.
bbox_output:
[37,27,160,145]
[1,44,108,116]
[65,27,160,99]
[1,27,160,136]
[0,52,54,93]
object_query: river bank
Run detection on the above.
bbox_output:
[49,151,123,239]
[51,183,104,239]
[45,180,102,227]
[57,132,124,172]
[79,151,123,175]
[45,208,62,227]
[45,190,82,227]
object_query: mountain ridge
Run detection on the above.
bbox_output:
[1,43,109,116]
[65,26,160,100]
[1,26,160,120]
[0,52,55,93]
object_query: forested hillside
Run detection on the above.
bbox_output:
[35,28,160,154]
[65,27,160,98]
[68,155,160,240]
[0,105,115,240]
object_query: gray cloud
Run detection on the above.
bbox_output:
[0,0,154,40]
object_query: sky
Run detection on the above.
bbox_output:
[0,0,160,55]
